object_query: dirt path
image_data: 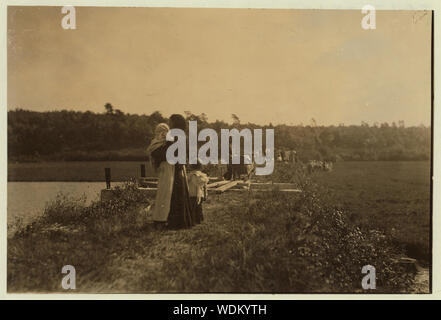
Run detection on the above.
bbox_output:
[78,196,233,293]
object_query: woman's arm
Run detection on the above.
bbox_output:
[150,141,172,168]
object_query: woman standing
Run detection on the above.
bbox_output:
[147,123,175,228]
[150,114,194,229]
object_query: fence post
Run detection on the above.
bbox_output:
[140,164,146,178]
[105,168,111,189]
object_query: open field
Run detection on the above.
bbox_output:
[313,161,431,264]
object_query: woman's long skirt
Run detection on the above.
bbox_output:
[167,165,194,229]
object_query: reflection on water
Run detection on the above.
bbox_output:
[7,182,119,231]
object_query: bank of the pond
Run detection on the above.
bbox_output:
[8,181,422,293]
[7,182,123,237]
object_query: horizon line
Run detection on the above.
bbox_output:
[7,107,432,128]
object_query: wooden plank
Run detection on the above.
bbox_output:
[222,188,302,193]
[236,182,298,190]
[140,180,158,185]
[138,178,158,188]
[215,180,239,193]
[140,176,220,181]
[207,180,230,189]
[277,189,302,193]
[140,177,225,188]
[139,177,159,182]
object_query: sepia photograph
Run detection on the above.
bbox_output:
[5,4,433,294]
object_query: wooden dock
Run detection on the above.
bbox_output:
[101,177,301,202]
[100,166,301,202]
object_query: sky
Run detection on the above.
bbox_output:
[7,6,432,126]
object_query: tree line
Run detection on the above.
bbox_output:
[8,105,431,162]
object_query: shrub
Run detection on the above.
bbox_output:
[248,178,415,292]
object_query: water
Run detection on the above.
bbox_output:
[7,182,115,232]
[8,161,154,181]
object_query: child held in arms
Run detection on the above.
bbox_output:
[187,161,209,224]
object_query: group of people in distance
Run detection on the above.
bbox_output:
[146,114,209,230]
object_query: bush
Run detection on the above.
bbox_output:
[248,179,415,292]
[14,180,150,239]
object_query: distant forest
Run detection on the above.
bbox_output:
[8,104,431,162]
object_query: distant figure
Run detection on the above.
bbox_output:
[277,150,283,162]
[147,123,174,228]
[283,150,291,162]
[307,159,333,173]
[150,114,194,229]
[291,150,297,163]
[223,141,234,180]
[187,162,209,224]
[223,154,255,181]
[223,165,233,180]
[233,155,255,180]
[308,160,323,173]
[324,161,333,171]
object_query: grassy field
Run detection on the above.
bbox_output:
[7,161,430,293]
[313,161,431,264]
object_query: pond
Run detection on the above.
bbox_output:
[7,181,122,236]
